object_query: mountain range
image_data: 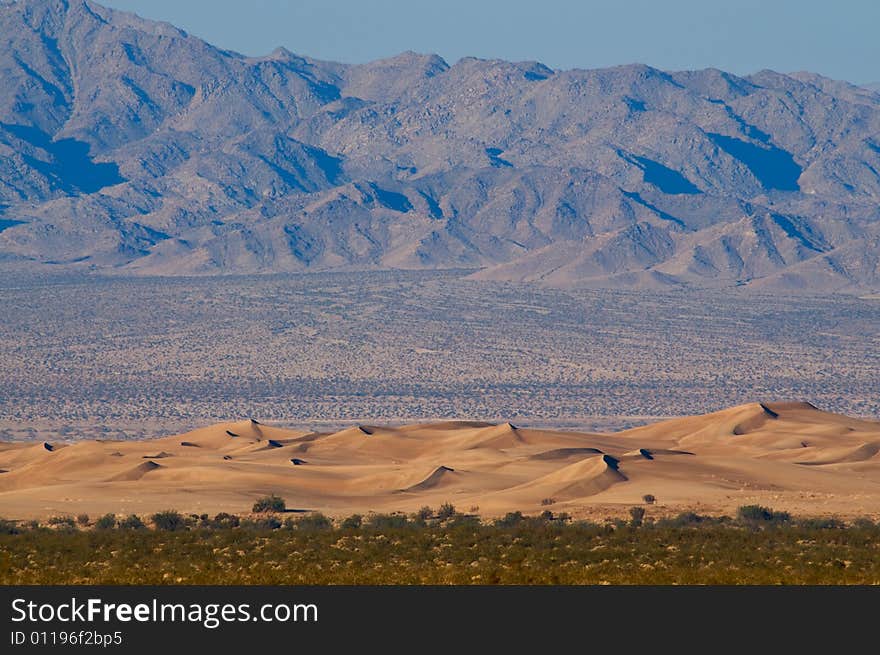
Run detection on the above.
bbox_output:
[2,0,879,291]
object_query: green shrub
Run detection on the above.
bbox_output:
[408,508,430,527]
[208,512,240,529]
[737,505,790,525]
[495,511,525,528]
[629,506,646,527]
[656,511,707,528]
[151,510,186,531]
[241,516,281,530]
[436,503,456,520]
[447,513,480,528]
[0,518,20,535]
[340,514,362,529]
[252,495,286,513]
[292,512,333,531]
[94,513,117,530]
[47,516,76,529]
[119,514,146,530]
[737,505,771,522]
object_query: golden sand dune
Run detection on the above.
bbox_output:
[1,403,880,519]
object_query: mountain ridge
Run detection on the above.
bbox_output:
[1,0,879,292]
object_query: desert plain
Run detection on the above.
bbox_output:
[2,273,878,523]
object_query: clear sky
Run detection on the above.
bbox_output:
[101,0,879,84]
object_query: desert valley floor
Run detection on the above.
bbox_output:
[2,401,879,520]
[1,272,878,521]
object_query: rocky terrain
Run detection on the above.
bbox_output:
[1,0,879,291]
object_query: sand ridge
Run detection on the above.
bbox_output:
[1,402,880,519]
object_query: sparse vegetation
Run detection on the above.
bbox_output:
[207,512,240,529]
[643,494,656,505]
[3,277,877,441]
[76,513,90,526]
[737,505,791,525]
[289,512,333,532]
[252,495,286,513]
[119,514,146,530]
[340,514,362,530]
[241,516,281,530]
[151,510,185,531]
[629,506,646,527]
[365,513,409,530]
[1,507,879,584]
[0,519,20,535]
[495,511,525,527]
[657,511,715,528]
[541,498,556,506]
[47,516,76,529]
[94,513,117,530]
[436,503,456,520]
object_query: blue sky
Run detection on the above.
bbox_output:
[102,0,879,84]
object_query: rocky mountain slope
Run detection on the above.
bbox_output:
[2,0,879,291]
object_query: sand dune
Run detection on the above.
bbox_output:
[1,402,879,519]
[107,461,162,482]
[401,466,458,492]
[501,455,628,502]
[793,442,880,466]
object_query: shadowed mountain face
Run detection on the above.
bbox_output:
[1,0,880,291]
